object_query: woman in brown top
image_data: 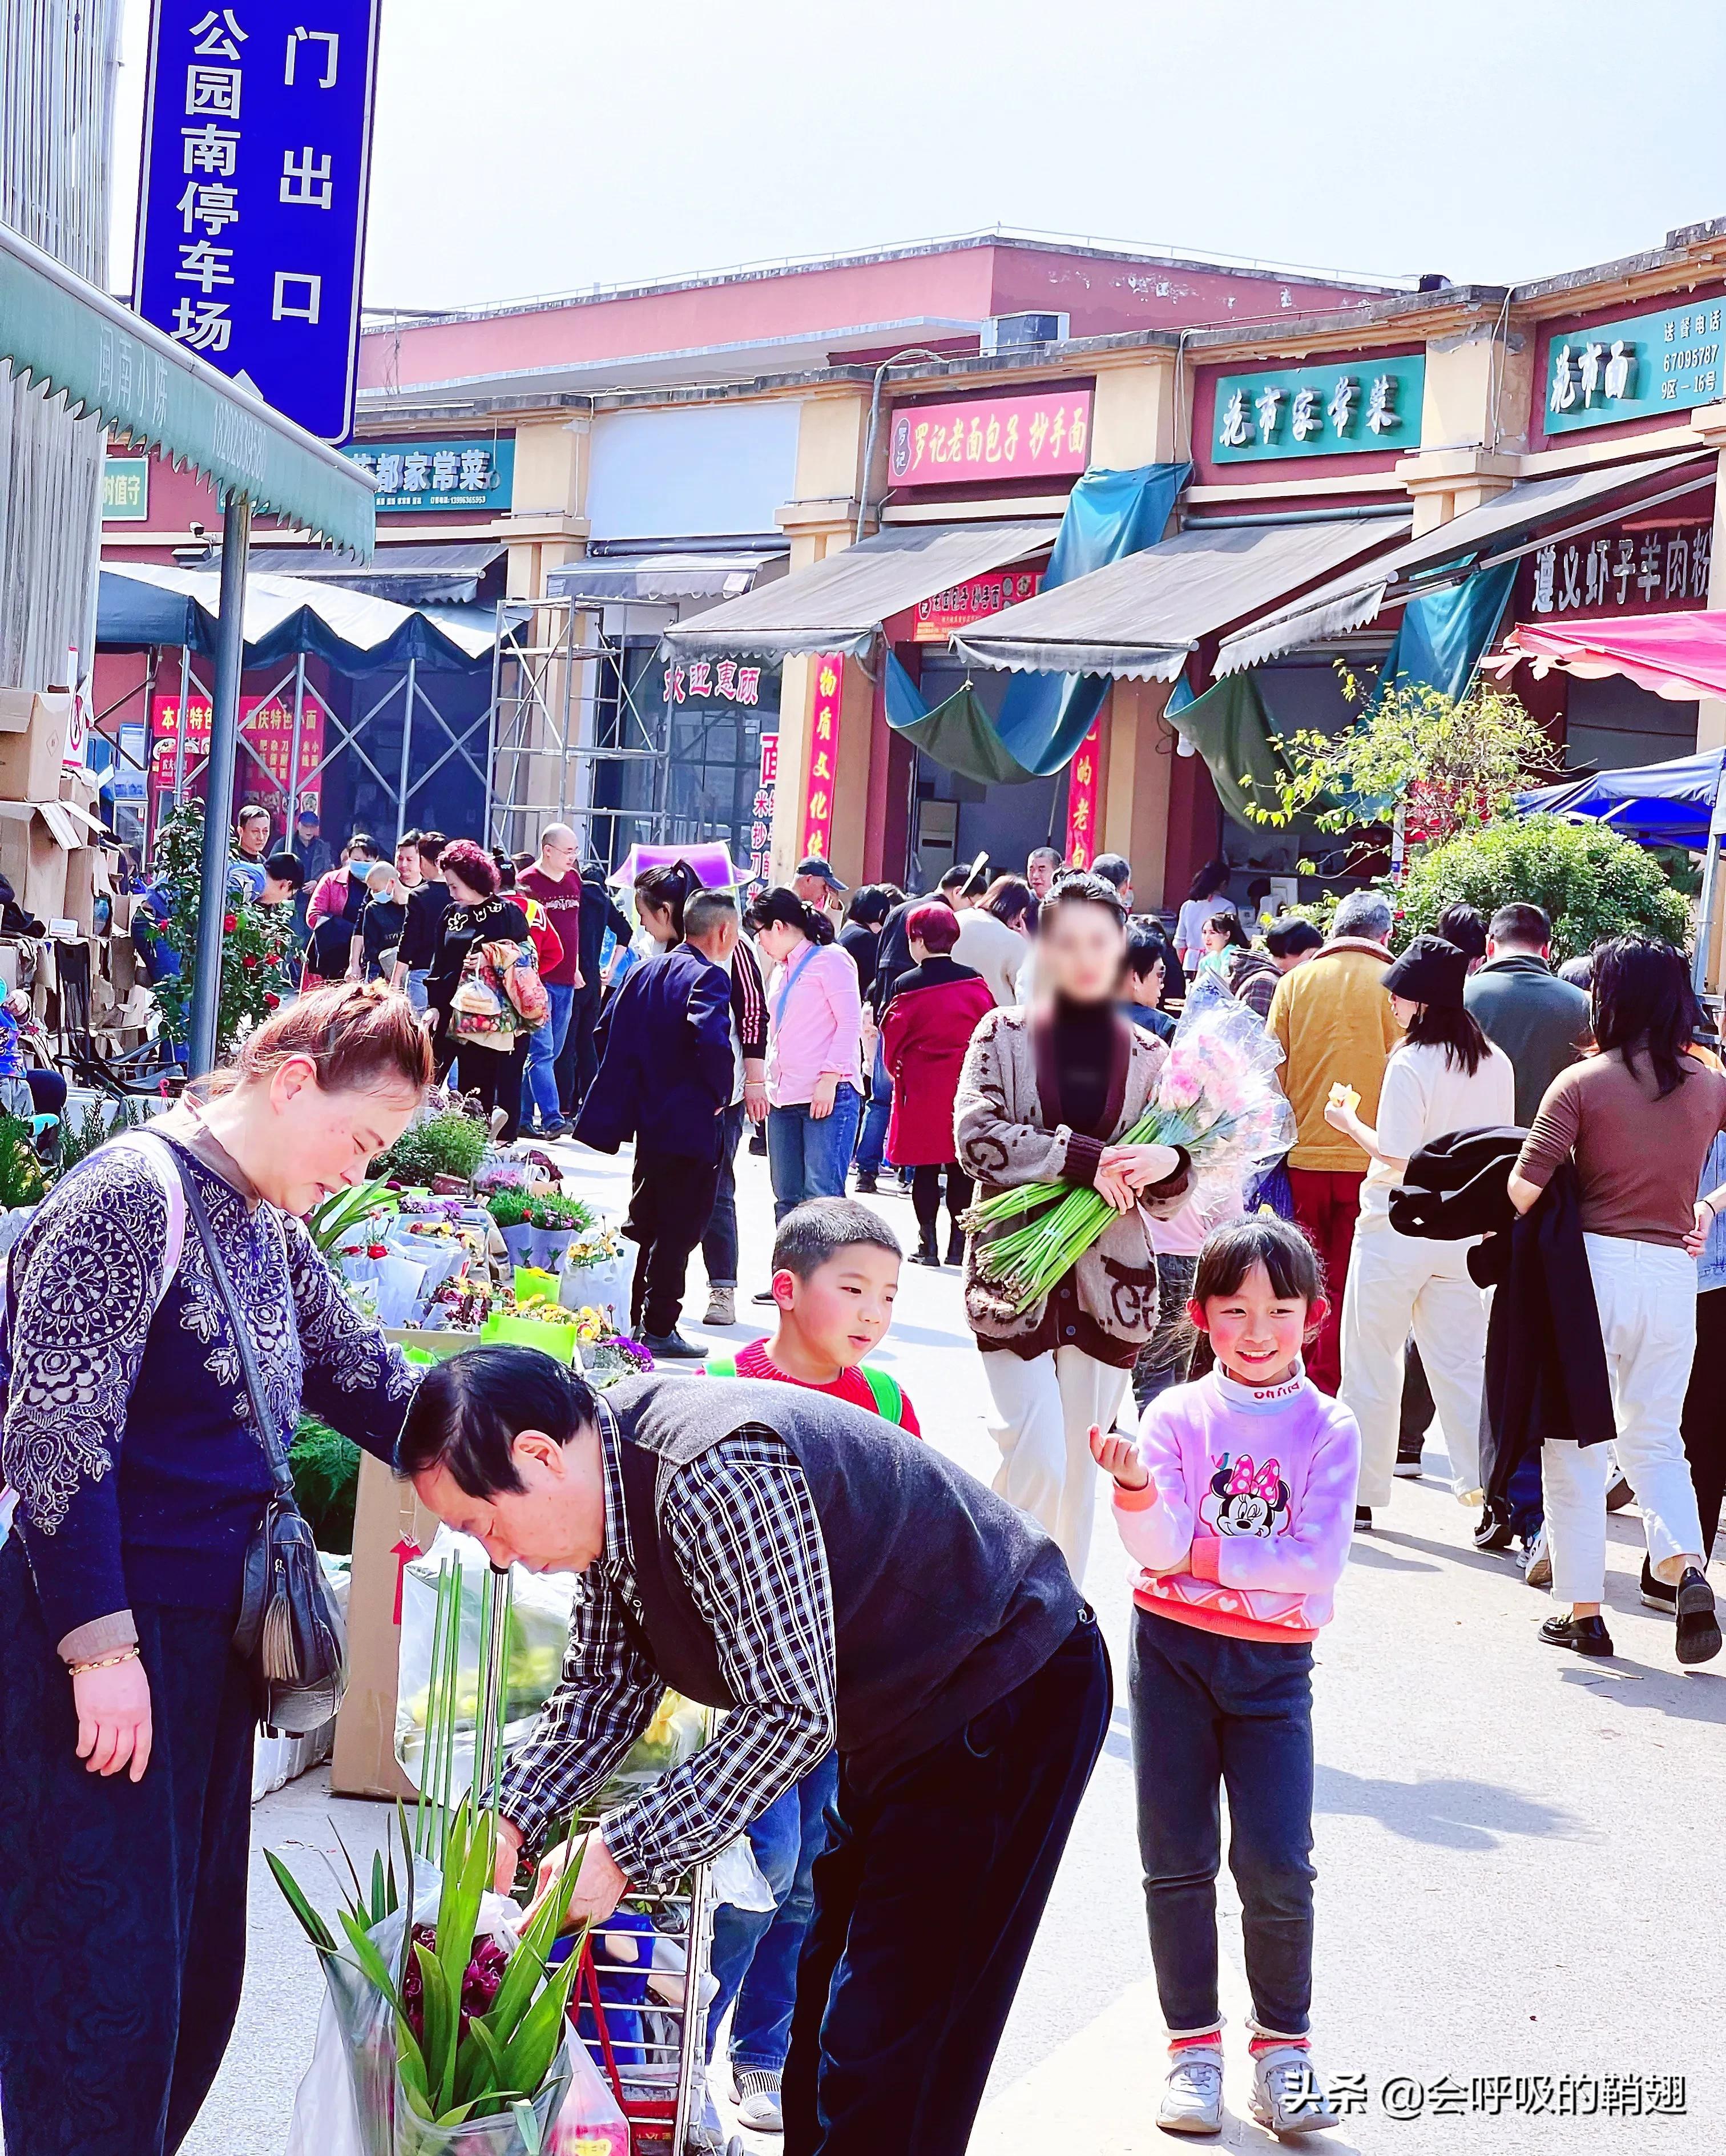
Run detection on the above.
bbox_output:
[1509,937,1725,1666]
[955,873,1188,1584]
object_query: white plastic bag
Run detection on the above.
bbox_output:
[546,2036,630,2155]
[285,1987,365,2156]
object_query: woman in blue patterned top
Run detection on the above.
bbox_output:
[0,981,432,2156]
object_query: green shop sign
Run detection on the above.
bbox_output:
[1544,301,1724,433]
[1209,354,1425,462]
[103,453,150,521]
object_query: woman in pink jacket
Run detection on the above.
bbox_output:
[1092,1216,1359,2140]
[746,887,864,1222]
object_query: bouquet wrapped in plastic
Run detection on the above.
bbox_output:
[963,972,1296,1315]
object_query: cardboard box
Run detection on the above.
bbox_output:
[330,1451,440,1802]
[58,764,100,817]
[0,694,70,804]
[107,932,138,1002]
[0,800,76,921]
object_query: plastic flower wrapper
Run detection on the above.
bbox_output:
[963,972,1294,1315]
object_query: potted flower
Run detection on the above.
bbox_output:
[485,1187,535,1270]
[526,1191,592,1272]
[558,1217,631,1323]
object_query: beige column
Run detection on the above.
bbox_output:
[1099,676,1177,897]
[1088,353,1177,469]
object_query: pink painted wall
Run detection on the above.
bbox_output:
[357,241,1390,393]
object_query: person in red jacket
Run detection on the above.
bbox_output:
[881,901,996,1268]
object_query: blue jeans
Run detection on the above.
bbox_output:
[521,981,575,1129]
[701,1099,748,1289]
[1129,1605,1315,2039]
[854,1038,893,1178]
[766,1085,861,1223]
[708,1753,838,2073]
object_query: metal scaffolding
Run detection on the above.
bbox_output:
[485,589,724,867]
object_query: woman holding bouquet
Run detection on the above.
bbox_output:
[955,872,1191,1582]
[0,984,431,2156]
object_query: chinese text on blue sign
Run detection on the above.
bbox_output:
[1209,356,1426,462]
[133,3,382,444]
[342,437,515,513]
[1544,301,1725,434]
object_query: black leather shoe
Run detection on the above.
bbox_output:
[1539,1612,1614,1657]
[854,1171,879,1195]
[910,1234,941,1267]
[641,1329,705,1360]
[1675,1567,1722,1666]
[1640,1558,1676,1614]
[1474,1503,1515,1552]
[945,1230,966,1267]
[1353,1506,1373,1532]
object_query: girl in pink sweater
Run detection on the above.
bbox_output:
[1090,1216,1359,2139]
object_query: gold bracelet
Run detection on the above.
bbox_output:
[67,1646,140,1677]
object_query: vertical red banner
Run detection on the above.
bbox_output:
[1064,718,1102,870]
[804,654,843,860]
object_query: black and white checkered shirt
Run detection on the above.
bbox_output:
[498,1412,837,1891]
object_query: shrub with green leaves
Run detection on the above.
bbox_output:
[377,1108,490,1189]
[1394,814,1692,962]
[288,1415,361,1553]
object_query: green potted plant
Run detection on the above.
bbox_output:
[486,1187,535,1268]
[525,1191,592,1271]
[378,1107,491,1194]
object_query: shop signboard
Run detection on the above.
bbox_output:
[1543,300,1725,434]
[749,730,779,892]
[150,686,327,813]
[889,388,1092,488]
[802,655,843,862]
[132,0,384,442]
[343,437,515,514]
[659,652,767,707]
[1518,510,1712,621]
[1064,717,1102,871]
[1209,354,1425,462]
[913,567,1044,642]
[103,453,151,521]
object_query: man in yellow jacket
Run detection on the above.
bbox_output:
[1266,887,1401,1392]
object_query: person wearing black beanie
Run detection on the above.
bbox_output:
[1320,934,1516,1525]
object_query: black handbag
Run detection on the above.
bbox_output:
[176,1157,348,1735]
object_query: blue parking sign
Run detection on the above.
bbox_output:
[132,3,382,444]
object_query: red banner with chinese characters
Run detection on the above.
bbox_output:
[1515,512,1712,623]
[748,730,779,892]
[803,658,843,862]
[889,389,1092,489]
[150,690,327,815]
[1064,719,1102,871]
[913,568,1045,642]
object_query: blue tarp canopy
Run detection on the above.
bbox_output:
[1517,748,1726,848]
[95,561,523,676]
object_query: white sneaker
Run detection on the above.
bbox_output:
[703,1286,736,1327]
[735,2069,784,2133]
[1249,2046,1340,2134]
[1156,2047,1223,2134]
[1523,1525,1552,1589]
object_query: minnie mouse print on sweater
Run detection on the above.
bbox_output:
[1205,1453,1292,1540]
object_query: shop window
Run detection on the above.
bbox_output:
[1564,674,1697,773]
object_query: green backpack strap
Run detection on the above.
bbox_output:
[861,1363,905,1425]
[704,1352,739,1378]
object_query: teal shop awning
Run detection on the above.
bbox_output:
[660,519,1058,664]
[1214,452,1711,676]
[1376,559,1517,700]
[0,219,376,555]
[883,650,1043,785]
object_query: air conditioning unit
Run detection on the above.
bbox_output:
[980,311,1070,354]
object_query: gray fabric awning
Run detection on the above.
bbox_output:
[546,551,785,605]
[1215,452,1713,676]
[236,542,506,605]
[953,517,1410,682]
[660,520,1058,662]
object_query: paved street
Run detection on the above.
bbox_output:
[195,1138,1724,2156]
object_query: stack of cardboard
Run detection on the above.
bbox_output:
[0,692,75,925]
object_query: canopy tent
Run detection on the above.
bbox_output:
[659,520,1058,663]
[1214,453,1712,676]
[239,543,506,606]
[882,651,1042,786]
[1488,611,1726,704]
[546,552,785,605]
[607,840,741,890]
[96,561,523,675]
[954,514,1410,681]
[1,219,375,555]
[1517,749,1726,847]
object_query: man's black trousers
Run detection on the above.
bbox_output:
[626,1143,720,1338]
[783,1610,1111,2155]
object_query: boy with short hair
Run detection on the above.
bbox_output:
[706,1196,920,1433]
[705,1196,918,2130]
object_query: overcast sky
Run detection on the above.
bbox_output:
[112,0,1726,313]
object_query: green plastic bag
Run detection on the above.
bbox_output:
[480,1311,579,1365]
